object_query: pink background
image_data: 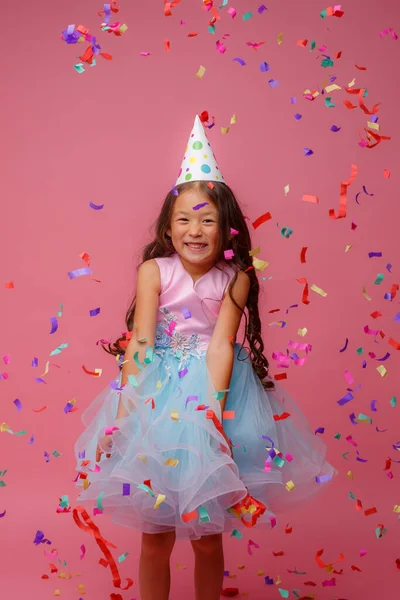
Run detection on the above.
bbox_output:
[1,0,399,598]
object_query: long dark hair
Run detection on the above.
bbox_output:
[103,181,275,391]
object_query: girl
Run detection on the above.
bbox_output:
[75,115,336,600]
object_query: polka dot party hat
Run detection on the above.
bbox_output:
[175,115,226,186]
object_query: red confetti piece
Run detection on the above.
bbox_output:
[329,164,358,219]
[252,211,272,229]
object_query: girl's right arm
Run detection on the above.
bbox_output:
[116,258,161,419]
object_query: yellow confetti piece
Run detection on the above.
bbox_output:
[362,286,372,301]
[249,246,260,256]
[276,575,281,585]
[138,454,147,463]
[257,570,265,576]
[368,121,380,131]
[77,584,86,591]
[154,493,166,509]
[277,32,283,45]
[303,88,320,99]
[393,505,400,513]
[0,422,11,433]
[310,284,327,297]
[347,471,354,479]
[377,365,387,378]
[237,564,245,569]
[230,114,237,125]
[176,563,188,570]
[170,409,180,421]
[164,458,179,467]
[221,127,230,134]
[325,83,342,93]
[284,184,290,196]
[285,480,295,491]
[297,327,308,337]
[156,379,162,389]
[196,65,206,78]
[54,591,61,597]
[40,360,50,378]
[348,77,356,87]
[83,479,89,490]
[345,245,352,252]
[252,256,269,271]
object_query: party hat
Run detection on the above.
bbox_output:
[175,115,226,186]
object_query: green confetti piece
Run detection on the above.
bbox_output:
[52,450,61,458]
[137,483,155,497]
[208,24,215,34]
[342,452,350,460]
[137,337,147,343]
[199,506,211,523]
[0,470,8,477]
[321,58,334,68]
[243,11,253,20]
[133,352,145,370]
[373,273,384,285]
[144,347,154,364]
[310,40,316,50]
[375,525,387,538]
[293,592,301,599]
[356,347,364,355]
[390,396,397,407]
[128,373,139,388]
[273,456,285,468]
[0,481,6,488]
[175,349,182,360]
[325,97,335,108]
[320,8,327,18]
[293,570,307,575]
[357,413,372,424]
[243,446,247,453]
[74,63,85,74]
[278,589,289,598]
[231,529,243,539]
[50,343,68,356]
[59,496,69,508]
[13,430,27,436]
[96,492,104,511]
[118,552,129,563]
[334,433,341,439]
[349,491,356,500]
[213,389,230,400]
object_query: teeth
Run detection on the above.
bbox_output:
[187,244,206,247]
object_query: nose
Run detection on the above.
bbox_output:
[189,224,202,236]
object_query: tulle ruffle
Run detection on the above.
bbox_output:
[75,345,337,540]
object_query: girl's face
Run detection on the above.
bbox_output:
[167,188,220,267]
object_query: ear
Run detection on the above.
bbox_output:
[166,228,171,237]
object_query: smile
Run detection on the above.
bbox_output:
[185,243,208,251]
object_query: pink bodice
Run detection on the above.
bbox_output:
[153,253,240,366]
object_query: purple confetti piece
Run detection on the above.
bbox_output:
[303,147,314,156]
[337,392,354,406]
[294,113,302,120]
[0,510,6,518]
[268,79,280,87]
[28,434,35,445]
[315,427,325,435]
[78,451,86,459]
[394,312,400,323]
[109,380,125,391]
[339,338,349,352]
[64,402,75,414]
[122,483,131,496]
[349,412,358,425]
[33,531,46,545]
[259,61,270,72]
[331,125,341,132]
[386,263,392,272]
[13,398,22,412]
[262,435,275,447]
[368,252,382,258]
[89,307,101,317]
[258,4,268,13]
[44,451,50,463]
[224,570,230,576]
[265,575,274,584]
[35,378,47,384]
[49,317,58,334]
[356,455,368,463]
[103,3,111,25]
[192,202,209,210]
[172,187,179,196]
[89,201,104,210]
[32,357,38,367]
[68,267,93,279]
[181,307,192,319]
[375,427,388,432]
[178,368,188,379]
[316,473,332,483]
[185,395,199,408]
[371,400,378,412]
[290,96,296,104]
[233,57,246,66]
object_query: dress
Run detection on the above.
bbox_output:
[75,252,337,540]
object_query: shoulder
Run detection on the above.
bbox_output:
[137,259,161,293]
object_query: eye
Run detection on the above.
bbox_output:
[203,219,214,223]
[177,218,189,222]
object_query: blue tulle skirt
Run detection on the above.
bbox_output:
[75,345,337,540]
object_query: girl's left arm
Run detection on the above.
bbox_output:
[206,270,251,415]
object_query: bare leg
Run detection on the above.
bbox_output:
[139,531,176,600]
[191,534,224,600]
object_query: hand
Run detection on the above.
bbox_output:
[96,435,113,462]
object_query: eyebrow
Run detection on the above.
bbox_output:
[175,210,217,216]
